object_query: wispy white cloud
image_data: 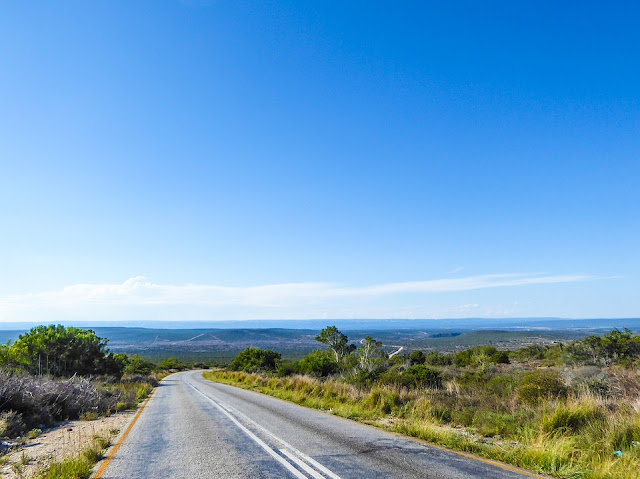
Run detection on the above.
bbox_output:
[446,266,464,274]
[0,272,597,322]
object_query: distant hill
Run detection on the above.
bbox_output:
[1,318,637,362]
[1,317,639,331]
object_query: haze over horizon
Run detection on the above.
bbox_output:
[1,2,638,324]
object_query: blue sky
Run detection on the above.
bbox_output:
[1,1,638,323]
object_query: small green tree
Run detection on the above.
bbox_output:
[229,348,281,372]
[298,350,339,377]
[408,350,425,365]
[156,357,186,371]
[401,364,443,389]
[357,336,385,372]
[124,354,156,375]
[10,325,123,377]
[315,326,355,363]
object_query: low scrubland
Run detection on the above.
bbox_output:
[205,328,640,479]
[0,371,159,438]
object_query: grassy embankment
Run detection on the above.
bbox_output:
[204,367,640,479]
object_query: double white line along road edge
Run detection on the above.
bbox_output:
[186,381,343,479]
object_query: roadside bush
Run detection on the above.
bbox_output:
[229,348,281,373]
[124,355,155,376]
[365,387,403,414]
[429,404,452,423]
[543,403,605,434]
[297,351,339,377]
[609,422,640,450]
[0,371,158,434]
[0,372,116,433]
[563,329,640,367]
[401,365,442,389]
[0,410,25,437]
[512,345,547,362]
[472,410,524,437]
[486,373,519,398]
[516,370,568,405]
[276,361,299,377]
[155,357,188,371]
[408,350,425,365]
[454,346,508,367]
[424,351,453,366]
[348,369,379,387]
[490,350,510,364]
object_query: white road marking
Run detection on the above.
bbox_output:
[187,382,307,479]
[187,377,343,479]
[280,449,325,479]
[196,380,343,479]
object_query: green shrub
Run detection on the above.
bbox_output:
[486,374,519,398]
[409,350,425,365]
[454,346,508,367]
[0,410,25,437]
[543,404,605,434]
[401,365,443,389]
[451,407,476,427]
[490,350,510,364]
[297,351,339,377]
[424,351,453,366]
[229,348,281,373]
[276,361,299,377]
[366,388,401,414]
[156,357,187,371]
[37,455,92,479]
[27,428,43,439]
[609,423,640,450]
[512,345,547,361]
[472,410,528,437]
[517,370,567,405]
[430,405,452,423]
[124,355,155,375]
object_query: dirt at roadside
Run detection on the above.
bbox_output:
[1,410,136,478]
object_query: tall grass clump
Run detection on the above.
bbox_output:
[37,434,112,479]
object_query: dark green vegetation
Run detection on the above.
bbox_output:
[207,327,640,479]
[0,325,201,441]
[0,325,127,377]
[0,325,597,364]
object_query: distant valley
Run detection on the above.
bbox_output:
[2,317,638,362]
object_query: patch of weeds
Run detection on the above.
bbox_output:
[37,456,92,479]
[93,434,111,450]
[27,428,43,440]
[11,462,25,477]
[80,411,99,421]
[37,434,111,479]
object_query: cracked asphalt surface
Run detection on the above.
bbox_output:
[99,371,543,478]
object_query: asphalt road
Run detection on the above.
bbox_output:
[99,371,543,479]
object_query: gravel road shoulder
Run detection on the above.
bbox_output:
[1,410,136,478]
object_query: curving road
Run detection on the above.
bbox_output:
[98,371,543,479]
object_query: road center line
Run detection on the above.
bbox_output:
[186,382,308,479]
[192,378,343,479]
[280,449,325,479]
